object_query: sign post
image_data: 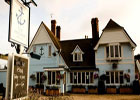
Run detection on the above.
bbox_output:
[5,0,37,99]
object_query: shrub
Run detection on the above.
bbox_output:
[133,80,140,94]
[30,74,36,81]
[98,80,105,94]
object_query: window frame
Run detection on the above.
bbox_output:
[106,71,124,85]
[73,52,83,62]
[48,44,52,57]
[106,43,122,60]
[70,72,94,85]
[47,71,60,85]
[71,45,84,62]
[36,72,43,85]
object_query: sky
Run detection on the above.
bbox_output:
[0,0,140,55]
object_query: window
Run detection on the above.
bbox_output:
[36,72,43,85]
[70,72,73,83]
[106,46,109,58]
[70,72,94,84]
[72,45,84,62]
[48,71,52,85]
[48,71,60,85]
[106,71,124,85]
[74,72,77,84]
[78,72,81,84]
[82,72,85,84]
[56,71,60,85]
[52,72,55,84]
[73,53,83,62]
[120,72,124,84]
[86,72,89,84]
[90,72,94,83]
[33,45,36,53]
[48,45,52,57]
[106,44,122,60]
[106,72,110,84]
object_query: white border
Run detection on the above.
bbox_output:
[9,0,29,47]
[10,53,29,100]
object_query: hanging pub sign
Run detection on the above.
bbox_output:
[9,0,30,47]
[10,54,29,99]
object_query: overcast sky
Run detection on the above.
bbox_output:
[0,0,140,55]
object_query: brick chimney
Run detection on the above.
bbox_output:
[56,26,61,40]
[51,20,56,36]
[91,18,99,45]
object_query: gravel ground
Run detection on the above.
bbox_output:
[37,94,140,100]
[70,94,140,100]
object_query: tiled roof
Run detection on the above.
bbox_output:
[60,38,97,69]
[27,22,61,53]
[43,22,61,50]
[103,19,123,31]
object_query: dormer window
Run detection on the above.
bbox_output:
[72,45,84,62]
[106,43,122,61]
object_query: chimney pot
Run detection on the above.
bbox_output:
[56,26,61,40]
[91,18,99,44]
[51,20,56,36]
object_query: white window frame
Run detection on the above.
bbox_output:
[70,72,94,85]
[47,71,60,85]
[106,71,124,85]
[106,43,122,60]
[73,52,83,62]
[36,72,43,85]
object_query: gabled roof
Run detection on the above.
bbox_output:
[94,19,136,50]
[71,45,84,54]
[27,22,61,52]
[43,22,61,50]
[103,19,123,31]
[60,38,96,69]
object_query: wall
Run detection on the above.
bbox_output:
[96,44,135,85]
[0,70,7,87]
[29,43,59,86]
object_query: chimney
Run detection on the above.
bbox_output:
[51,20,56,36]
[56,26,61,40]
[91,18,99,44]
